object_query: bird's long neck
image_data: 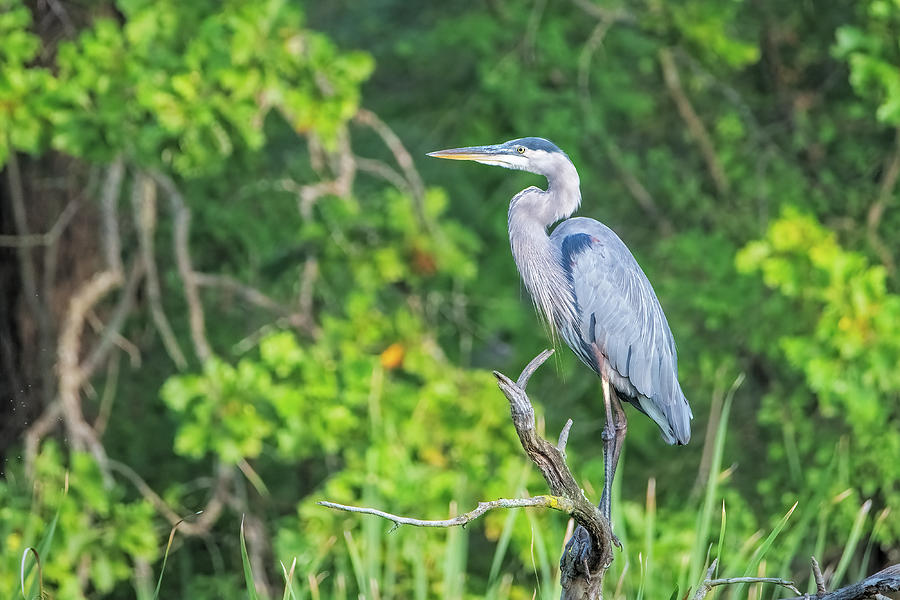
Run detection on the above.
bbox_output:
[507,162,582,332]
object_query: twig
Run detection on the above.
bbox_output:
[0,198,80,247]
[93,351,120,437]
[100,158,125,274]
[778,564,900,600]
[6,145,55,405]
[57,269,123,481]
[131,172,188,369]
[573,15,674,235]
[558,418,574,453]
[23,402,61,478]
[282,131,356,219]
[354,108,426,225]
[154,173,212,362]
[79,261,145,380]
[866,127,900,274]
[108,460,233,537]
[194,272,316,334]
[355,156,412,196]
[320,496,574,531]
[812,556,826,595]
[658,48,730,196]
[692,559,801,600]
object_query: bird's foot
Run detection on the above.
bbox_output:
[610,529,622,549]
[560,525,593,585]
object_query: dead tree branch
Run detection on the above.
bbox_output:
[320,496,574,531]
[658,48,730,197]
[354,108,428,226]
[131,172,188,369]
[318,349,613,599]
[493,349,614,600]
[573,12,674,235]
[154,173,212,362]
[692,559,801,600]
[866,127,900,274]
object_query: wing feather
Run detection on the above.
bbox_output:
[553,217,692,444]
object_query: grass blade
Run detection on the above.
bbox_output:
[733,501,798,598]
[688,374,743,588]
[281,558,298,600]
[715,500,726,579]
[241,515,261,600]
[830,499,871,589]
[19,548,42,600]
[344,529,367,597]
[153,513,196,599]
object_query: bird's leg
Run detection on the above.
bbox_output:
[599,375,616,524]
[609,387,627,507]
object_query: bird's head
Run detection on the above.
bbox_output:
[427,137,571,178]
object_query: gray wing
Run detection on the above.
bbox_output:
[551,217,692,444]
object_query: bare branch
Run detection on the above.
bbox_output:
[80,261,145,380]
[494,351,614,599]
[320,496,573,531]
[867,127,900,274]
[282,131,356,219]
[516,347,555,388]
[658,48,730,196]
[354,108,426,214]
[572,15,674,235]
[194,272,316,334]
[355,156,412,195]
[779,564,900,600]
[131,172,188,369]
[558,418,574,454]
[57,269,123,479]
[109,459,233,537]
[154,173,212,362]
[6,147,55,405]
[0,198,80,247]
[100,158,125,274]
[812,556,826,596]
[692,560,801,600]
[23,401,61,478]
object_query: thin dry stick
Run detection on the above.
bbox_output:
[812,556,826,596]
[57,270,123,478]
[867,127,900,274]
[354,109,426,211]
[154,173,212,362]
[692,559,802,600]
[100,158,125,274]
[0,198,80,247]
[108,459,233,537]
[779,563,900,600]
[6,145,55,405]
[131,172,187,369]
[320,496,574,531]
[574,13,674,235]
[193,272,316,334]
[658,47,730,196]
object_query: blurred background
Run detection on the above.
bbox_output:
[2,0,899,598]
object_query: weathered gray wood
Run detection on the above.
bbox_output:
[493,349,614,600]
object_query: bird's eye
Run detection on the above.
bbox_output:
[516,146,526,154]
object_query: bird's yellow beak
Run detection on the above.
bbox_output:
[427,145,512,167]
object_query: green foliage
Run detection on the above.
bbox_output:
[3,0,900,598]
[1,443,157,598]
[738,209,900,543]
[1,0,372,174]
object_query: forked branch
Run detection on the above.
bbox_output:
[319,350,614,600]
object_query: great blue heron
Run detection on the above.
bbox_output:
[428,137,692,525]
